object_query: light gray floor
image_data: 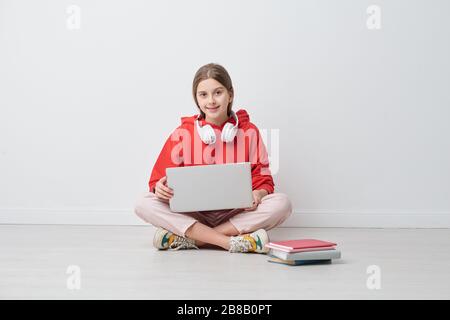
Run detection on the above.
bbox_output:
[0,225,449,299]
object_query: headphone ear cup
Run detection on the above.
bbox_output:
[200,124,216,145]
[221,123,237,143]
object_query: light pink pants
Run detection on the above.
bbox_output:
[134,192,292,237]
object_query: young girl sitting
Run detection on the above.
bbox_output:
[134,63,292,253]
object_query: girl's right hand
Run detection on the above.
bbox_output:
[154,176,174,203]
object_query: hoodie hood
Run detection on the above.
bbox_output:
[181,109,250,129]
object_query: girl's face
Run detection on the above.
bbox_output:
[196,78,233,125]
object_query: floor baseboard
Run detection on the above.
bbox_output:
[1,208,449,228]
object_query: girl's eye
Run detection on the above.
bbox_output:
[199,93,206,97]
[215,91,222,95]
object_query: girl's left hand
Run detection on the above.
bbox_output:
[244,189,268,212]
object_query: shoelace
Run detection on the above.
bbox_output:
[229,236,253,253]
[169,237,199,251]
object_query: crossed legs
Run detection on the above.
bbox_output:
[185,221,239,250]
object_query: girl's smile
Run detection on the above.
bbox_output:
[205,105,220,112]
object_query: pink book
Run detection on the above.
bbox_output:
[266,239,337,252]
[265,243,335,253]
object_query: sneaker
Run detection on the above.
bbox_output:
[229,229,269,254]
[153,227,199,251]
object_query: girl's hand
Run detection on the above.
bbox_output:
[154,176,174,203]
[244,189,268,212]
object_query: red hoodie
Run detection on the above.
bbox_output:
[148,109,275,194]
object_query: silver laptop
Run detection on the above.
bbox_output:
[166,162,253,213]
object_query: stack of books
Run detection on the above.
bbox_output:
[265,239,341,266]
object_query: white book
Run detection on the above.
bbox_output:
[268,248,341,261]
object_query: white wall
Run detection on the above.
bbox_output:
[1,0,449,227]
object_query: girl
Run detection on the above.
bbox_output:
[134,63,292,253]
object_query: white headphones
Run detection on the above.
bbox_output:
[195,111,239,145]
